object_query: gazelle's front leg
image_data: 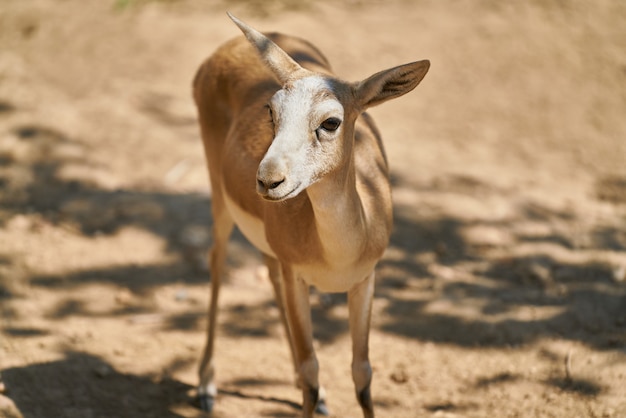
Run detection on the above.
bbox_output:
[348,271,376,418]
[264,255,330,416]
[281,265,320,418]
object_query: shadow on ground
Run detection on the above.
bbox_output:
[2,122,625,350]
[1,352,193,418]
[377,172,626,350]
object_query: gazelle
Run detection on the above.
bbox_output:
[193,13,429,417]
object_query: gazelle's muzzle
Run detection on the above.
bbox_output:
[256,157,296,201]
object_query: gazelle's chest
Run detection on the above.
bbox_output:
[222,189,377,292]
[223,191,276,258]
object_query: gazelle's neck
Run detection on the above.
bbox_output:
[306,156,367,266]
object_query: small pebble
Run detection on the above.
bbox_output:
[175,289,188,302]
[390,368,409,384]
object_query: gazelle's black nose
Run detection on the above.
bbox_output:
[256,176,285,195]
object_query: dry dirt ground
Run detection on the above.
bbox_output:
[1,1,626,417]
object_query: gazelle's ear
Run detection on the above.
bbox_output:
[354,60,430,110]
[228,12,305,84]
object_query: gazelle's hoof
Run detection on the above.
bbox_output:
[199,394,215,413]
[315,398,330,416]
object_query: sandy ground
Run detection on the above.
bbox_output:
[1,1,626,417]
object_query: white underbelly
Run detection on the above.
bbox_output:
[223,191,276,257]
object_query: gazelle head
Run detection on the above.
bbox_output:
[229,14,430,201]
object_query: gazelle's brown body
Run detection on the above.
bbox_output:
[193,14,429,417]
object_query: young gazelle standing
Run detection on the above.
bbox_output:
[193,14,429,417]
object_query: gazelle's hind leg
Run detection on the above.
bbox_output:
[263,255,329,416]
[198,197,234,412]
[263,255,297,369]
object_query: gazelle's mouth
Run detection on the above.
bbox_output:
[261,183,302,202]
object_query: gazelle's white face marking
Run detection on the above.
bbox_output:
[256,75,345,201]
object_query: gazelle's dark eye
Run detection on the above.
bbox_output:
[320,117,341,132]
